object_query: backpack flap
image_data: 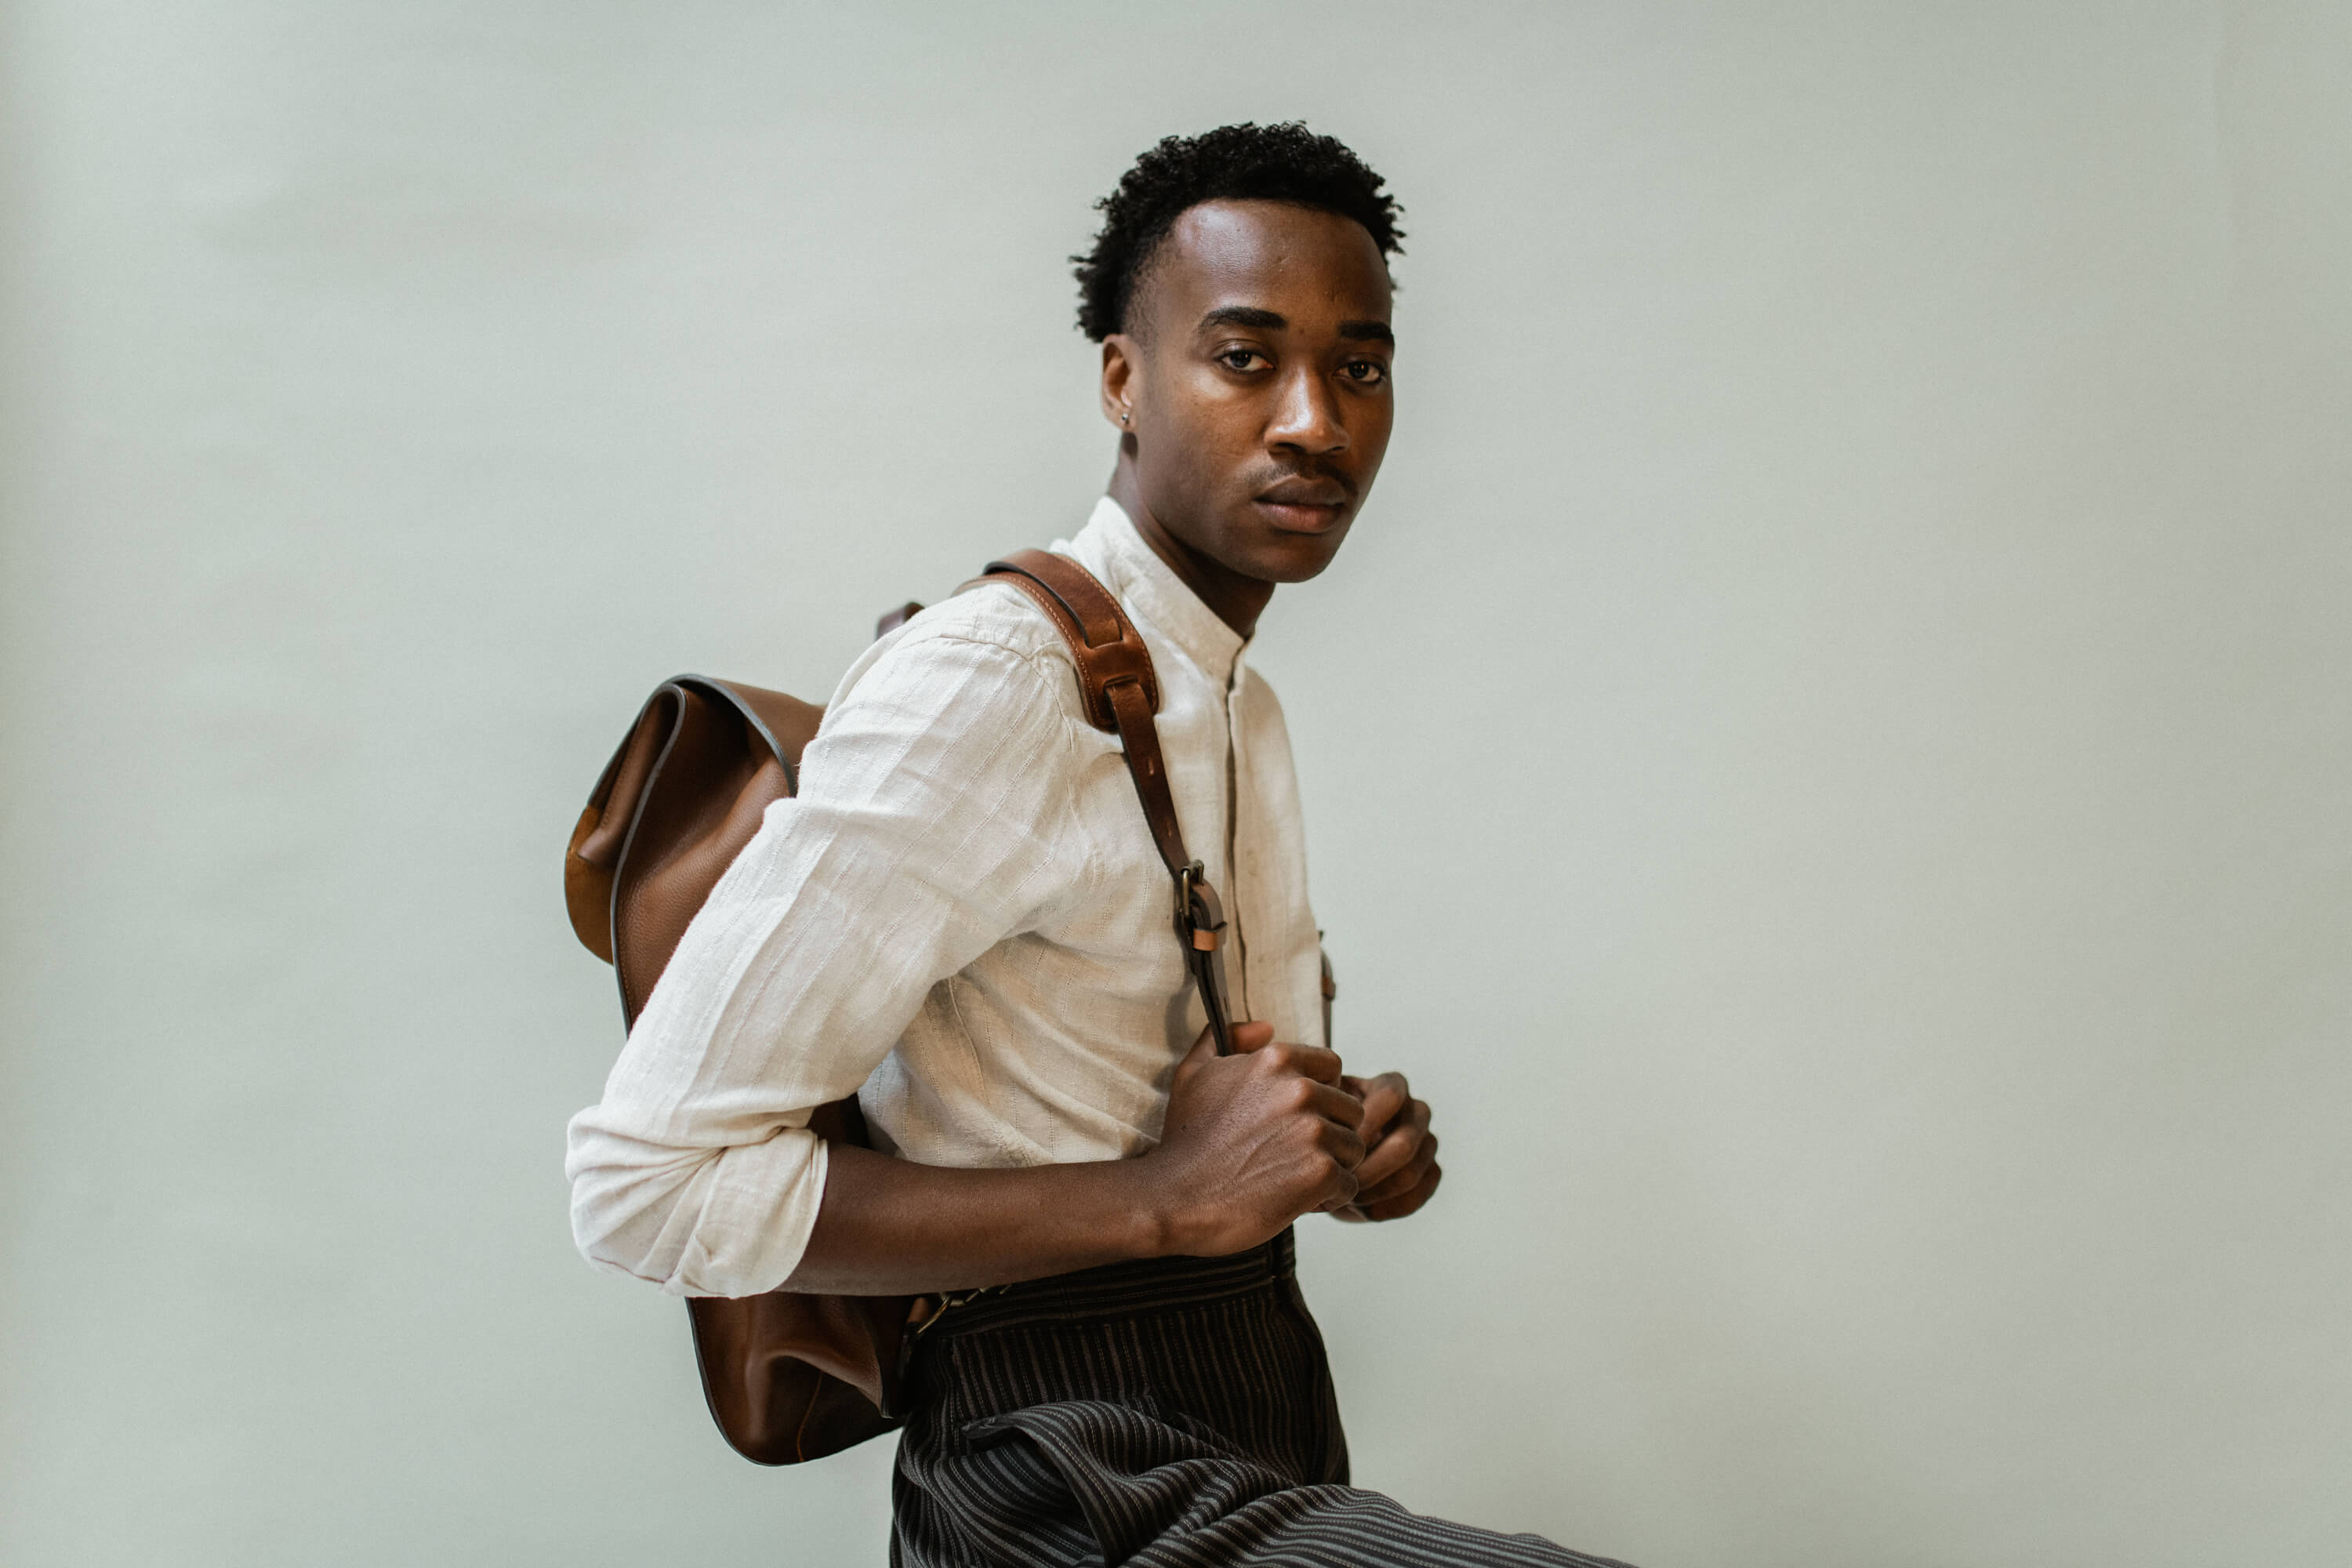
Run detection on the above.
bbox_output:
[564,676,824,1024]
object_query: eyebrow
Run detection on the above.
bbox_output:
[1198,306,1287,334]
[1196,306,1396,347]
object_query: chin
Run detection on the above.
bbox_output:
[1241,539,1343,585]
[1230,518,1352,585]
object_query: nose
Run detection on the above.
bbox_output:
[1266,366,1348,456]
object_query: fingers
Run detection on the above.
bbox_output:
[1348,1098,1430,1191]
[1351,1158,1442,1221]
[1352,1130,1437,1207]
[1254,1041,1344,1087]
[1331,1152,1443,1223]
[1159,1020,1395,1251]
[1295,1075,1367,1215]
[1354,1072,1410,1145]
[1315,1161,1363,1214]
[1297,1079,1368,1136]
[1234,1027,1346,1087]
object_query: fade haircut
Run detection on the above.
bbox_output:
[1072,122,1404,342]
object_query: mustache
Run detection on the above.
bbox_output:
[1247,461,1357,500]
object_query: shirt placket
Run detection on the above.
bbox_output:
[1221,652,1250,1024]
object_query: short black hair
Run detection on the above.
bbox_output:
[1072,122,1404,342]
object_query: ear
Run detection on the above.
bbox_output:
[1099,334,1139,432]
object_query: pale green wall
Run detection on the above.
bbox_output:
[3,3,2348,1564]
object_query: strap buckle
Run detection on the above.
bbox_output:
[1175,861,1226,952]
[907,1285,1003,1341]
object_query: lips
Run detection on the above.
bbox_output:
[1252,499,1347,534]
[1249,467,1353,534]
[1256,480,1348,508]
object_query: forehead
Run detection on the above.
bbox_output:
[1142,199,1392,332]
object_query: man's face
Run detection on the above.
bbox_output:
[1108,199,1395,585]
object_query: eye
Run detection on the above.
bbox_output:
[1344,358,1389,387]
[1218,347,1269,372]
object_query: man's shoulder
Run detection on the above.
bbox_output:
[826,575,1084,726]
[897,576,1073,662]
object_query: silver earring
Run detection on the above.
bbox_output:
[1120,409,1131,426]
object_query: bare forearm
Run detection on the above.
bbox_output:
[781,1142,1173,1296]
[781,1022,1373,1296]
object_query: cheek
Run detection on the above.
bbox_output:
[1341,405,1395,485]
[1142,391,1250,487]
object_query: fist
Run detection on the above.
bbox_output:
[1146,1021,1368,1257]
[1330,1069,1441,1223]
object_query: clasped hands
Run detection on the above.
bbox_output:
[1148,1018,1443,1258]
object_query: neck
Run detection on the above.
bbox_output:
[1107,457,1274,641]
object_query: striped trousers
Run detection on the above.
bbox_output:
[891,1230,1637,1568]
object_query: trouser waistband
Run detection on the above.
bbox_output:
[918,1227,1298,1340]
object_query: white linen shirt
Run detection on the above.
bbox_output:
[565,499,1326,1298]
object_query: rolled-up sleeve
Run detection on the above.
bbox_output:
[564,625,1082,1297]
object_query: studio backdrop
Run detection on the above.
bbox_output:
[2,4,2347,1565]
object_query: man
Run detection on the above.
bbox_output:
[569,122,1632,1567]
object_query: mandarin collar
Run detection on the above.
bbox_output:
[1063,495,1247,682]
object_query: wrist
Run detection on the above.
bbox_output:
[1110,1152,1187,1260]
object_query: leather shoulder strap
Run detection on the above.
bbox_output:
[978,549,1235,1054]
[982,550,1188,875]
[981,550,1160,729]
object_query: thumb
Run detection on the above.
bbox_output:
[1181,1022,1225,1061]
[1172,1020,1224,1084]
[1175,1019,1271,1080]
[1225,1020,1276,1054]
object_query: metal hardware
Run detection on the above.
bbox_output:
[908,1284,1004,1341]
[1174,861,1229,948]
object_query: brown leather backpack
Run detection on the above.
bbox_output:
[564,550,1243,1464]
